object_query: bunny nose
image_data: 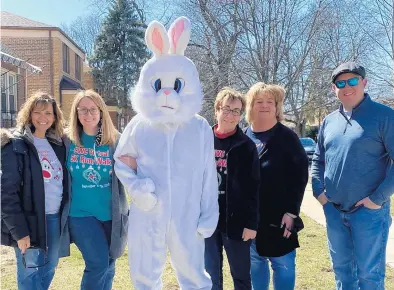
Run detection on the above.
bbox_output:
[163,90,171,95]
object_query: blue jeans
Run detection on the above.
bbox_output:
[250,239,296,290]
[15,213,60,290]
[205,229,252,290]
[323,201,391,290]
[69,216,115,290]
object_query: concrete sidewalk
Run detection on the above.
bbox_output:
[301,183,394,268]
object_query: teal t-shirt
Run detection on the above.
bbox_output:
[67,133,113,221]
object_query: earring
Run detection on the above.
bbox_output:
[95,118,103,147]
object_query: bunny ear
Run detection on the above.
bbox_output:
[145,21,170,57]
[168,16,191,55]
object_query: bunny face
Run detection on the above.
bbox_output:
[132,17,203,125]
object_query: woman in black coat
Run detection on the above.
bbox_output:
[204,87,260,290]
[244,82,309,290]
[1,92,68,290]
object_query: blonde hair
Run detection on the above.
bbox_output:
[16,91,64,138]
[245,82,285,123]
[67,90,118,147]
[214,87,245,118]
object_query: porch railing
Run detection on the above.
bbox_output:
[1,110,17,128]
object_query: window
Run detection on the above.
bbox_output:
[63,43,70,73]
[1,71,17,128]
[8,75,15,112]
[75,54,81,81]
[1,72,17,112]
[1,74,6,111]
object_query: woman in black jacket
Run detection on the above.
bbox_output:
[204,87,260,290]
[244,82,308,290]
[1,92,68,290]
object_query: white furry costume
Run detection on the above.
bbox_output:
[113,17,219,290]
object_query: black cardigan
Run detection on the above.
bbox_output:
[215,125,260,240]
[247,123,308,257]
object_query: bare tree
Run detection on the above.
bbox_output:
[301,0,369,128]
[83,0,174,22]
[63,0,390,130]
[171,0,244,124]
[61,13,102,57]
[226,0,330,135]
[62,0,175,58]
[343,0,394,97]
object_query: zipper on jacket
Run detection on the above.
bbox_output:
[166,129,177,232]
[44,212,48,253]
[339,109,353,134]
[167,133,171,232]
[225,153,230,235]
[25,136,49,253]
[224,140,246,236]
[37,149,49,253]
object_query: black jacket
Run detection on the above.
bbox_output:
[215,125,260,240]
[247,123,308,257]
[1,127,68,250]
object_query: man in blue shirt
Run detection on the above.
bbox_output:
[311,61,394,290]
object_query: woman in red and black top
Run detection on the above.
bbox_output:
[204,87,260,290]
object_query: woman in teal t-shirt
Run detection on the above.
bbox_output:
[63,90,128,290]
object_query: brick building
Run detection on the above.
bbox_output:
[1,41,41,127]
[1,11,132,130]
[1,11,88,118]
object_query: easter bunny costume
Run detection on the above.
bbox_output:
[114,17,218,290]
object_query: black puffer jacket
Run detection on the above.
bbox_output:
[1,127,68,250]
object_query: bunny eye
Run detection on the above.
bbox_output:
[151,79,162,92]
[174,78,185,93]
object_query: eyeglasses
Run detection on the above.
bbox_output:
[77,107,100,116]
[334,77,361,89]
[220,107,242,116]
[22,247,48,268]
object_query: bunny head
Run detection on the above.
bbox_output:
[132,17,203,126]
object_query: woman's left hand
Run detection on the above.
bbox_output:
[281,213,295,239]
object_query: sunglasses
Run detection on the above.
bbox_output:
[334,77,361,89]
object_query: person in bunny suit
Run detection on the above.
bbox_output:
[113,17,219,290]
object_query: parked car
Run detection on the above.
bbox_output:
[300,137,316,163]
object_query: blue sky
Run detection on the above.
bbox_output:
[2,0,91,27]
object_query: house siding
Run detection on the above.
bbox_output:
[2,31,83,107]
[1,37,51,98]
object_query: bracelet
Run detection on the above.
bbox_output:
[285,213,296,218]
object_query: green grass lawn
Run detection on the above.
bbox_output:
[1,214,393,290]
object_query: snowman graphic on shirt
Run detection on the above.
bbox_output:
[41,157,54,182]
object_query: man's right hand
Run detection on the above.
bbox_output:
[17,235,30,254]
[317,192,329,206]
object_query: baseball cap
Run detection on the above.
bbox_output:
[331,62,366,83]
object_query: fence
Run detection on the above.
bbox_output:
[1,110,17,128]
